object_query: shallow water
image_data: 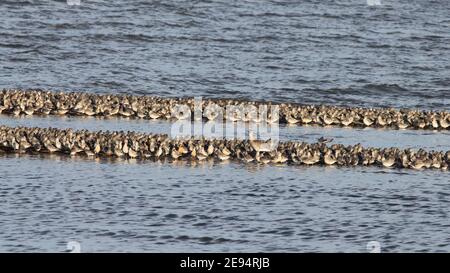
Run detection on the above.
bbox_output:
[1,153,450,252]
[0,0,449,109]
[0,0,449,252]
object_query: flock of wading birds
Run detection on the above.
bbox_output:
[0,89,450,171]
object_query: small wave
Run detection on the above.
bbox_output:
[0,43,30,49]
[1,0,36,6]
[363,83,408,93]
